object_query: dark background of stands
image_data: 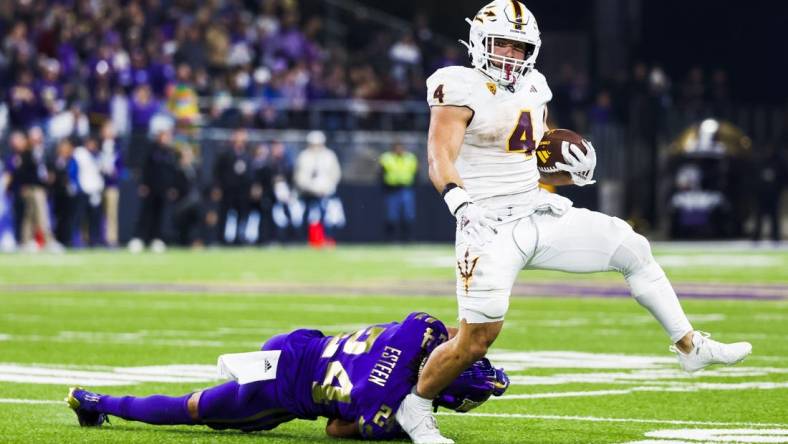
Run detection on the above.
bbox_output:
[1,0,786,246]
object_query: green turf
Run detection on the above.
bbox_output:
[0,244,786,285]
[0,246,786,443]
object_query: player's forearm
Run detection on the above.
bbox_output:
[427,149,463,193]
[538,174,573,187]
[426,106,471,194]
[325,418,359,438]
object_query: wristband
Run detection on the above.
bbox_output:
[443,186,471,216]
[441,182,459,197]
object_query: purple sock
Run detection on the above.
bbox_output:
[98,393,194,425]
[198,381,248,420]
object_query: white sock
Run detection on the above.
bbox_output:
[409,388,434,412]
[610,235,693,343]
[626,261,693,343]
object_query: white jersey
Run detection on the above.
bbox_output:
[426,66,552,210]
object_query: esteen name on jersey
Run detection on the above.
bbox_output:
[368,346,402,387]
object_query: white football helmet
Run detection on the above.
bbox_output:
[461,0,541,91]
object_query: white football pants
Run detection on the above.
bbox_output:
[455,207,693,343]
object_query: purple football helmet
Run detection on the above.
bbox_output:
[434,358,509,412]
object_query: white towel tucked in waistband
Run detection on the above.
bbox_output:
[217,350,281,384]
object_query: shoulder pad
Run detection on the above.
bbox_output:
[526,69,553,103]
[426,66,477,107]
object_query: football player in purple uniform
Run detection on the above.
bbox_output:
[66,312,509,439]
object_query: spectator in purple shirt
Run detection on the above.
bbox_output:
[87,44,117,86]
[147,48,177,98]
[129,84,159,134]
[7,69,39,130]
[88,81,113,130]
[275,12,318,65]
[35,58,64,122]
[55,27,79,79]
[118,50,152,93]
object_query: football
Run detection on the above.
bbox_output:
[536,128,589,184]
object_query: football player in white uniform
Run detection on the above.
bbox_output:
[393,1,753,443]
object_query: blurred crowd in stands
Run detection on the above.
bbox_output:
[0,0,784,250]
[1,0,746,135]
[550,62,736,137]
[0,121,348,251]
[0,0,446,135]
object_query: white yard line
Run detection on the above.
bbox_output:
[493,389,634,399]
[3,398,785,430]
[438,412,788,428]
[495,382,788,400]
[0,398,62,405]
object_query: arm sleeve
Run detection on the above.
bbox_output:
[426,67,473,108]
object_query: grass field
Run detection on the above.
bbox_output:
[0,244,786,443]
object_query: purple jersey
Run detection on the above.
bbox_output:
[261,312,448,439]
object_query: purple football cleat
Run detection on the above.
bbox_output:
[65,387,108,427]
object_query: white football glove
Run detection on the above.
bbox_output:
[443,186,500,248]
[555,140,597,187]
[456,202,499,247]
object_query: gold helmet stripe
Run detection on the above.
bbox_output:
[510,0,523,30]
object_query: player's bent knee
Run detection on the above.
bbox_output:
[458,297,509,324]
[609,230,655,277]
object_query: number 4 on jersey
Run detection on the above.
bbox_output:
[507,110,535,155]
[433,84,445,104]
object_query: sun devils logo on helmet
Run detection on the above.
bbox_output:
[461,0,541,91]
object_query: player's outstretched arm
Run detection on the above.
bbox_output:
[325,418,360,438]
[427,105,472,193]
[428,105,499,248]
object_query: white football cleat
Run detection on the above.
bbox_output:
[670,331,752,373]
[150,239,167,254]
[395,392,454,444]
[45,241,65,254]
[127,238,144,254]
[21,241,40,253]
